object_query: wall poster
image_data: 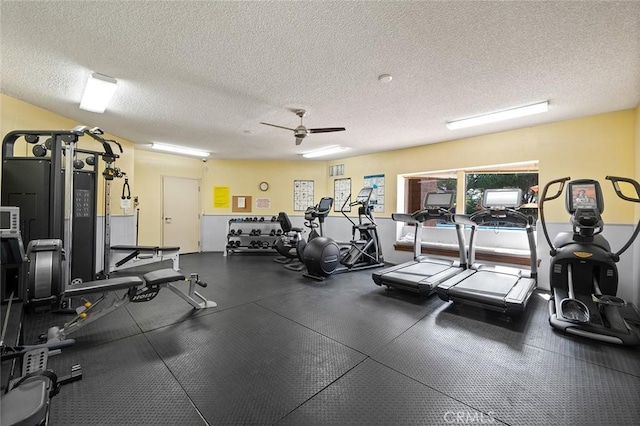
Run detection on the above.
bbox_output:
[333,178,352,212]
[294,180,314,211]
[363,174,385,213]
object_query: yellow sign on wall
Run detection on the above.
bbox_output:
[213,186,230,208]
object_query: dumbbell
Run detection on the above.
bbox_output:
[32,144,47,157]
[276,229,283,236]
[271,216,277,222]
[269,229,276,236]
[234,240,242,248]
[259,217,265,222]
[228,229,236,237]
[262,241,270,249]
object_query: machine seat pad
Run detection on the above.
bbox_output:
[111,245,180,252]
[1,378,49,426]
[65,276,144,296]
[143,269,185,286]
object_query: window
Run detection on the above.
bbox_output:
[402,162,538,228]
[406,175,456,226]
[465,172,538,227]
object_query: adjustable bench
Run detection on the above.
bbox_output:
[109,245,180,272]
[47,268,216,342]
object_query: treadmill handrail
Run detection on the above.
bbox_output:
[467,208,537,274]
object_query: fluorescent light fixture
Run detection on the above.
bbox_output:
[151,143,210,158]
[80,73,118,113]
[446,101,549,130]
[302,145,348,158]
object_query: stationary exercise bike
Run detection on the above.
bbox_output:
[539,175,640,345]
[273,197,334,271]
[303,187,384,280]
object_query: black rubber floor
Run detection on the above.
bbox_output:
[11,254,640,425]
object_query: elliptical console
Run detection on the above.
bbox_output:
[539,175,640,346]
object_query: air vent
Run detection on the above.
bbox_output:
[329,164,344,176]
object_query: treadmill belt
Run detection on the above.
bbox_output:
[383,262,453,285]
[449,271,519,306]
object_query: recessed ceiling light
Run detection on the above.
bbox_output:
[378,74,393,83]
[446,101,549,130]
[79,72,118,113]
[243,130,255,135]
[302,146,348,158]
[151,142,210,158]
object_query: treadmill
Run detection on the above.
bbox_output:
[372,191,471,296]
[436,188,538,314]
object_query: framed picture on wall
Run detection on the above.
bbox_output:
[294,180,314,211]
[334,178,351,212]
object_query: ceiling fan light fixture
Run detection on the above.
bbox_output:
[446,101,549,130]
[80,72,118,113]
[302,145,348,158]
[151,142,210,158]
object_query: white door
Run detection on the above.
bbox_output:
[162,176,200,253]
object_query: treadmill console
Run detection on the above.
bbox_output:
[482,188,522,210]
[424,191,455,210]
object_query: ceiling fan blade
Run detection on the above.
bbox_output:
[260,122,295,131]
[308,127,346,134]
[295,137,305,146]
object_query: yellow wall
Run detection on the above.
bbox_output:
[636,104,640,221]
[328,109,637,223]
[2,93,638,240]
[201,159,327,216]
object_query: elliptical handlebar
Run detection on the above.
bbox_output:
[605,176,640,258]
[539,176,571,253]
[606,175,640,203]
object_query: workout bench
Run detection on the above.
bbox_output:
[109,245,180,273]
[46,268,216,342]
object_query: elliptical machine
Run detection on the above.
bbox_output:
[539,175,640,346]
[303,187,384,280]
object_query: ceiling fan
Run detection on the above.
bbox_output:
[260,109,345,145]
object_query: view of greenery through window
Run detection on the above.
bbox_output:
[465,172,539,227]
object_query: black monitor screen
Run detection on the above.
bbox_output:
[318,197,333,212]
[424,192,454,209]
[570,183,598,210]
[355,187,373,203]
[0,211,10,230]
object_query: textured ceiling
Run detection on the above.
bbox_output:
[1,1,639,161]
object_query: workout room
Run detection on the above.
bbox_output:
[1,2,640,426]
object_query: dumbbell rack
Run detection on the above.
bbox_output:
[225,216,283,255]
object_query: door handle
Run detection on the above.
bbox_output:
[165,217,172,224]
